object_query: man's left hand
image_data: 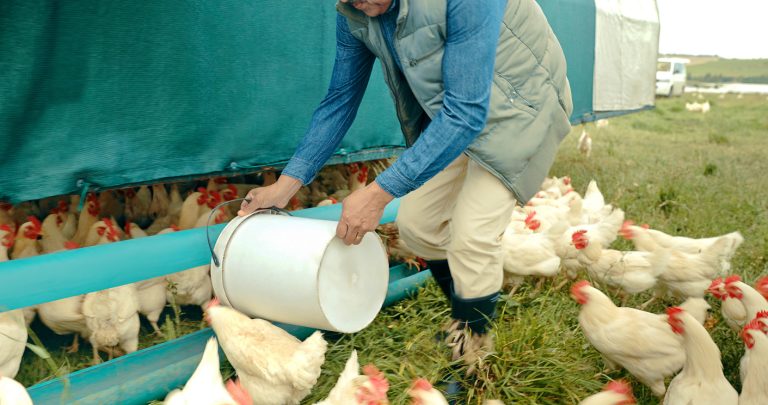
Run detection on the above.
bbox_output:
[336,181,394,245]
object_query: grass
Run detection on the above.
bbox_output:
[14,94,768,404]
[683,57,768,84]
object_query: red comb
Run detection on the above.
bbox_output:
[756,310,768,319]
[0,224,12,233]
[725,275,742,285]
[170,224,180,232]
[604,380,632,396]
[64,241,79,250]
[571,229,588,241]
[570,280,590,294]
[755,277,768,299]
[411,378,433,391]
[362,364,389,393]
[741,318,764,349]
[29,216,42,231]
[563,176,571,185]
[666,307,685,334]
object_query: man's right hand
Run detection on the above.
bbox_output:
[238,175,303,216]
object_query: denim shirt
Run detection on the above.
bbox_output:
[282,0,504,198]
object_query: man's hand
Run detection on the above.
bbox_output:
[238,175,302,216]
[337,181,394,245]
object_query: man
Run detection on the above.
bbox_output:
[239,0,573,372]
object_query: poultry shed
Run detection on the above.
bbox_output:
[0,0,661,403]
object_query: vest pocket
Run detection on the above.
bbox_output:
[492,73,538,116]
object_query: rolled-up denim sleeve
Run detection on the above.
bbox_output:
[282,15,376,184]
[375,0,505,198]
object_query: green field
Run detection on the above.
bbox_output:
[16,94,768,404]
[302,94,768,404]
[684,57,768,84]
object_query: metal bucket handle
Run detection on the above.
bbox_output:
[205,197,292,266]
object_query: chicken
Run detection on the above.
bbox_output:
[37,292,90,354]
[579,380,636,405]
[642,237,734,308]
[72,193,101,245]
[581,180,606,222]
[620,222,743,274]
[98,190,124,222]
[502,219,566,294]
[756,276,768,301]
[723,276,768,383]
[571,281,709,396]
[314,350,391,405]
[148,184,171,221]
[164,337,242,405]
[0,310,26,379]
[82,283,141,364]
[708,277,747,331]
[11,216,41,259]
[662,307,738,405]
[578,128,592,158]
[739,319,768,404]
[83,218,121,247]
[178,188,210,231]
[124,185,153,227]
[205,298,327,405]
[348,163,369,192]
[51,200,77,240]
[0,202,15,234]
[572,230,668,299]
[376,223,423,270]
[0,376,33,405]
[125,223,167,335]
[407,378,447,405]
[556,207,625,278]
[166,265,213,309]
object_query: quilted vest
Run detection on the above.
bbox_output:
[338,0,573,203]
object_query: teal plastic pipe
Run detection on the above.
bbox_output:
[0,200,401,312]
[27,264,430,404]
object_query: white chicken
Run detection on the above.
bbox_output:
[723,276,768,383]
[572,230,668,298]
[756,276,768,301]
[0,309,26,379]
[205,298,327,405]
[556,207,625,278]
[579,380,636,405]
[0,376,33,405]
[10,217,41,259]
[407,378,448,405]
[164,337,241,405]
[571,281,709,396]
[166,265,213,309]
[662,306,738,405]
[708,277,747,331]
[502,220,567,294]
[125,223,168,335]
[578,128,592,158]
[72,193,101,245]
[315,357,391,405]
[177,188,210,231]
[739,319,768,405]
[581,180,607,222]
[620,222,743,273]
[642,237,734,308]
[82,283,141,364]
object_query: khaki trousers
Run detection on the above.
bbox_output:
[396,154,517,299]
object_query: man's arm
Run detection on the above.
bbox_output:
[374,0,506,197]
[281,14,376,185]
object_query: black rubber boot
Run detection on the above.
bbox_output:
[450,289,499,334]
[426,259,453,301]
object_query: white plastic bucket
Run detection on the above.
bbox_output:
[210,211,389,333]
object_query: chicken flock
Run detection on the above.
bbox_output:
[0,161,766,404]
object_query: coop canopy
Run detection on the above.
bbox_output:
[1,0,603,203]
[592,0,660,111]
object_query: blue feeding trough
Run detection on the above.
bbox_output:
[0,201,434,404]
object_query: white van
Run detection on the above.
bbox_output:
[656,57,689,97]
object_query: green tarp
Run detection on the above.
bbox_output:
[0,0,596,204]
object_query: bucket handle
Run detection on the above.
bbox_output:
[205,197,292,267]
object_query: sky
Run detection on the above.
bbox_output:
[657,0,768,59]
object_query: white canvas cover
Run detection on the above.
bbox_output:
[593,0,660,111]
